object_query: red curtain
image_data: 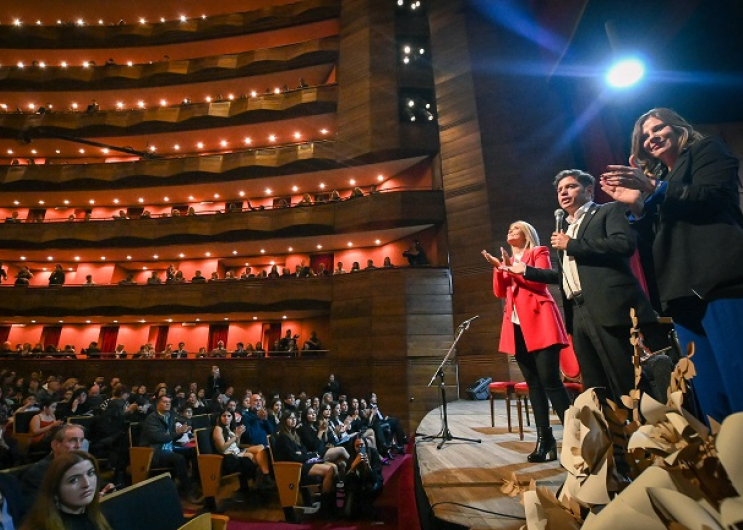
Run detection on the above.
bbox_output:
[262,323,282,355]
[0,325,10,344]
[41,326,63,350]
[208,324,229,351]
[310,253,333,274]
[154,325,169,353]
[98,326,119,354]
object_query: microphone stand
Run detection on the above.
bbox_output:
[416,317,482,449]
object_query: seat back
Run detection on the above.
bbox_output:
[128,422,142,447]
[267,435,304,511]
[101,473,185,530]
[190,414,212,430]
[67,415,95,432]
[559,338,581,383]
[12,410,37,434]
[194,428,215,455]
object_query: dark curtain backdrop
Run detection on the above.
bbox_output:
[208,324,229,351]
[41,326,63,349]
[99,326,119,353]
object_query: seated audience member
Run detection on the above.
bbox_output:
[113,344,127,358]
[316,263,330,276]
[299,407,349,479]
[165,264,177,283]
[274,411,337,516]
[368,393,407,456]
[383,257,394,268]
[350,186,364,198]
[206,366,227,399]
[334,261,347,275]
[140,210,151,218]
[113,210,129,220]
[298,193,313,206]
[170,207,181,217]
[29,399,64,453]
[84,342,101,358]
[172,270,186,283]
[208,271,220,282]
[231,342,248,358]
[57,389,90,420]
[48,264,66,285]
[267,265,280,279]
[212,411,272,491]
[241,394,272,446]
[14,266,33,286]
[173,342,188,358]
[281,267,293,278]
[86,385,103,410]
[240,267,254,279]
[191,270,206,283]
[369,184,380,195]
[278,330,298,354]
[224,270,238,280]
[365,259,377,270]
[146,271,162,285]
[210,341,228,358]
[0,472,25,528]
[187,207,196,216]
[303,331,324,352]
[402,240,429,266]
[140,395,202,504]
[0,261,7,283]
[89,385,134,484]
[20,450,113,530]
[328,190,341,202]
[254,342,266,358]
[174,405,195,449]
[118,273,137,285]
[350,262,361,273]
[20,424,86,505]
[343,437,384,520]
[83,275,95,286]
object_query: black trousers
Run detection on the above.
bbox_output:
[513,325,571,429]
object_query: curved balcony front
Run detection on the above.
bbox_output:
[0,190,445,250]
[0,38,339,91]
[0,276,335,318]
[0,0,340,50]
[0,85,338,139]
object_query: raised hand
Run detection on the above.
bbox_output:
[481,250,501,267]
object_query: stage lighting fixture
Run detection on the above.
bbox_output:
[606,58,645,88]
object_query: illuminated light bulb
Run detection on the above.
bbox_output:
[404,46,411,54]
[378,174,384,181]
[89,199,95,204]
[220,140,227,147]
[350,179,356,185]
[100,256,106,260]
[77,19,84,26]
[83,62,90,68]
[282,316,287,320]
[149,146,156,152]
[250,90,257,97]
[61,61,67,67]
[316,244,323,249]
[253,316,258,320]
[160,17,166,23]
[55,150,60,154]
[228,94,234,100]
[320,129,328,134]
[292,186,299,192]
[137,101,145,108]
[347,242,353,247]
[159,99,167,106]
[20,256,26,261]
[127,61,133,67]
[274,88,281,94]
[180,15,187,22]
[232,250,238,255]
[403,57,410,64]
[164,197,169,202]
[244,137,252,145]
[74,256,80,261]
[239,191,245,197]
[268,135,276,142]
[39,62,45,68]
[79,148,85,154]
[138,198,144,203]
[39,200,45,205]
[17,62,24,68]
[153,254,158,259]
[205,96,212,103]
[72,103,79,110]
[375,239,381,244]
[28,103,35,110]
[36,20,41,25]
[293,132,301,139]
[139,17,146,24]
[213,193,220,199]
[174,144,180,150]
[420,48,425,54]
[288,247,293,252]
[116,102,124,109]
[127,256,132,260]
[64,200,70,205]
[188,196,194,200]
[7,150,13,155]
[264,188,272,194]
[113,198,119,204]
[319,183,326,189]
[102,148,109,154]
[86,320,91,324]
[408,100,415,107]
[99,20,104,25]
[196,142,204,149]
[205,252,211,257]
[57,20,63,25]
[260,249,266,254]
[31,149,37,154]
[202,15,206,19]
[13,19,21,27]
[179,253,185,258]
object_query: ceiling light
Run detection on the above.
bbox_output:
[320,129,328,134]
[113,199,119,204]
[378,175,384,181]
[260,249,265,254]
[319,183,326,189]
[101,256,106,260]
[347,242,353,247]
[268,135,276,142]
[239,191,245,197]
[20,256,26,260]
[244,138,252,145]
[288,247,293,252]
[179,253,185,258]
[174,144,180,150]
[61,61,67,68]
[375,239,381,244]
[316,244,323,249]
[64,200,70,205]
[197,142,204,149]
[39,200,45,205]
[180,15,187,22]
[264,188,272,194]
[127,256,132,260]
[205,252,211,257]
[292,186,299,192]
[75,256,80,261]
[250,91,257,97]
[138,198,144,203]
[47,256,53,261]
[293,132,301,139]
[232,250,238,255]
[350,179,356,185]
[220,140,227,147]
[164,197,169,202]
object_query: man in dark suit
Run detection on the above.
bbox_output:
[507,169,657,404]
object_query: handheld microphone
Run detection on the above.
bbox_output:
[554,208,565,233]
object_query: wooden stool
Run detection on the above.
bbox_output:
[488,382,516,431]
[514,382,531,440]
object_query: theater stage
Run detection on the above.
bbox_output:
[413,398,567,530]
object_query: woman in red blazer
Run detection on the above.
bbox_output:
[482,221,571,462]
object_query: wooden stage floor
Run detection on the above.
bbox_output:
[414,398,567,530]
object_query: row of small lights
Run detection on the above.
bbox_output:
[397,0,422,9]
[28,316,291,325]
[15,237,383,265]
[0,88,314,112]
[7,15,208,27]
[6,175,382,207]
[4,130,330,157]
[401,44,425,64]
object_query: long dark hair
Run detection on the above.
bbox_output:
[21,451,112,530]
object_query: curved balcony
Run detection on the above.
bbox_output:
[0,141,339,192]
[0,190,445,250]
[0,85,338,139]
[0,276,335,318]
[0,0,341,50]
[0,38,339,91]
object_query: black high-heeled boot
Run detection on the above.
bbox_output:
[527,427,557,463]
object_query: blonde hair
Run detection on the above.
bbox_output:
[631,108,704,176]
[510,221,540,249]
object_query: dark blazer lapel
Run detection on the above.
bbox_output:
[664,148,690,184]
[576,203,600,240]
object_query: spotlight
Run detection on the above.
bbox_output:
[606,58,645,88]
